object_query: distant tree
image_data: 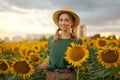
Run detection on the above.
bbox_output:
[91,34,100,39]
[39,36,47,41]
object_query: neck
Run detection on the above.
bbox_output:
[60,31,71,39]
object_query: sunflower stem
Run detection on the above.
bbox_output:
[76,67,80,80]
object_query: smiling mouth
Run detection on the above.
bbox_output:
[61,26,67,28]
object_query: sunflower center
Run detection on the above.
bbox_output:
[98,40,106,47]
[27,50,35,55]
[70,46,85,61]
[90,42,94,47]
[14,47,19,52]
[0,62,8,70]
[31,55,39,62]
[34,46,39,50]
[14,61,30,74]
[102,50,118,63]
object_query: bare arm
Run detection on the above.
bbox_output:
[36,55,50,70]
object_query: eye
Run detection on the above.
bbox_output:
[65,18,69,22]
[59,18,63,22]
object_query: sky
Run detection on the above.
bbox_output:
[0,0,120,39]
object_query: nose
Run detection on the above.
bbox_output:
[61,20,65,25]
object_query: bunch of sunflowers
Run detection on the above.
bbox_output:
[64,37,120,80]
[0,36,120,80]
[0,41,48,80]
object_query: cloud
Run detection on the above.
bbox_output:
[0,0,53,10]
[0,7,56,39]
[0,0,120,38]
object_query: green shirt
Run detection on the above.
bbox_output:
[47,36,82,69]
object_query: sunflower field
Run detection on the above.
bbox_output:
[0,36,120,80]
[0,40,48,80]
[64,37,120,80]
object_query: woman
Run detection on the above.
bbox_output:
[36,7,82,80]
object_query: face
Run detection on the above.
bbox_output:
[58,13,73,32]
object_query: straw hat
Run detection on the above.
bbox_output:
[53,7,80,28]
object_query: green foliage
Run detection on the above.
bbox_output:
[28,70,47,80]
[0,70,47,80]
[0,47,47,80]
[76,47,120,80]
[91,34,100,39]
[58,78,70,80]
[1,39,120,80]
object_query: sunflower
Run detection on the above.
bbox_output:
[97,47,120,68]
[2,42,11,51]
[11,43,20,53]
[25,48,35,56]
[11,59,34,79]
[29,53,41,64]
[81,38,90,46]
[109,39,119,47]
[41,41,48,50]
[19,46,27,58]
[96,38,108,49]
[32,44,41,53]
[88,39,96,48]
[64,42,89,67]
[0,59,10,74]
[0,44,4,53]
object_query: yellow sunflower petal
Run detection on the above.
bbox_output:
[11,59,34,79]
[65,42,89,67]
[0,59,10,74]
[97,47,120,68]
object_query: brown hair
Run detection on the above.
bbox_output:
[53,12,79,41]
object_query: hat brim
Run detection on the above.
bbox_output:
[53,10,80,28]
